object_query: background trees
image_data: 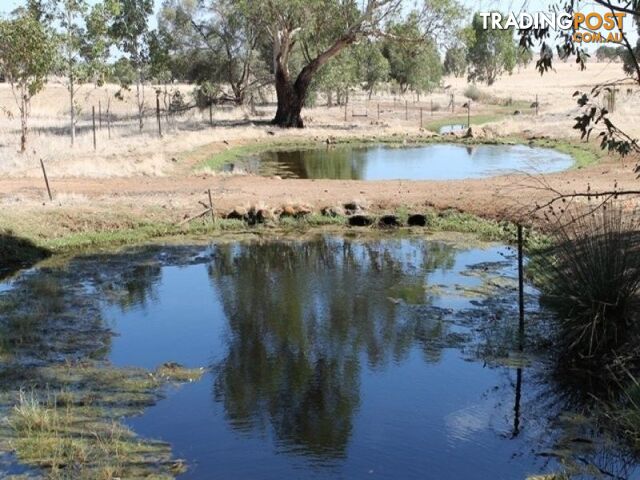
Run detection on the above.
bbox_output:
[383,13,442,96]
[443,46,467,78]
[0,11,56,152]
[0,0,586,139]
[107,0,154,131]
[53,0,92,146]
[466,12,516,86]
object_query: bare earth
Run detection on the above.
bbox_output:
[0,62,639,240]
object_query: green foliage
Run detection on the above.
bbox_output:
[516,46,533,69]
[107,0,153,67]
[353,40,389,97]
[155,0,198,83]
[163,0,269,103]
[109,58,137,88]
[383,13,442,94]
[313,49,359,102]
[83,1,113,85]
[466,12,516,85]
[463,85,485,102]
[53,0,89,81]
[444,46,467,77]
[622,32,639,77]
[0,13,56,98]
[595,45,624,62]
[0,10,56,150]
[415,0,468,48]
[148,28,172,83]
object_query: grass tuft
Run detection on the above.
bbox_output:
[535,202,640,360]
[2,362,201,479]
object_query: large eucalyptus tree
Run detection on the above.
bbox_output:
[244,0,402,128]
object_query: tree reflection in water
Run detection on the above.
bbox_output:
[207,237,457,458]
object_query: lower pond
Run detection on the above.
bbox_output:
[0,234,638,479]
[237,144,574,180]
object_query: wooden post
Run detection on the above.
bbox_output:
[420,107,423,129]
[430,99,433,116]
[207,188,215,224]
[98,101,102,130]
[92,106,96,151]
[40,158,52,201]
[451,93,455,113]
[517,224,525,351]
[344,102,348,122]
[107,97,111,139]
[377,102,380,120]
[156,92,162,137]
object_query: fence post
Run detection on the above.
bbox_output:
[40,158,52,201]
[208,188,215,224]
[156,91,162,137]
[430,99,434,116]
[98,100,102,130]
[517,224,525,351]
[377,102,380,120]
[107,97,111,140]
[92,106,96,151]
[344,102,348,122]
[209,95,213,126]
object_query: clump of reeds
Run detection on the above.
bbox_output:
[536,202,640,361]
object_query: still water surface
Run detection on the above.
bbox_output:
[2,236,638,479]
[244,144,573,180]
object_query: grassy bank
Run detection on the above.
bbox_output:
[0,208,549,273]
[528,137,599,168]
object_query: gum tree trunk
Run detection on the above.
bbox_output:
[271,31,354,128]
[272,70,308,128]
[20,93,28,153]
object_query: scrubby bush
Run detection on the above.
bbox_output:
[463,85,484,101]
[536,203,640,361]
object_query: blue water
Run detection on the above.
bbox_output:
[97,238,552,479]
[252,144,573,180]
[2,236,637,479]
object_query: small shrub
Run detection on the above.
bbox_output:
[463,85,484,101]
[536,203,640,360]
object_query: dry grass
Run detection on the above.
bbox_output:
[1,61,634,179]
[449,61,640,140]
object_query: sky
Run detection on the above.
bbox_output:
[0,0,636,49]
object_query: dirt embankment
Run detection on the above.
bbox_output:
[0,130,636,244]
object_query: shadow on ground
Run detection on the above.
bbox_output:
[0,231,50,280]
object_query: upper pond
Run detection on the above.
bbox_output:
[239,144,574,180]
[1,235,637,479]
